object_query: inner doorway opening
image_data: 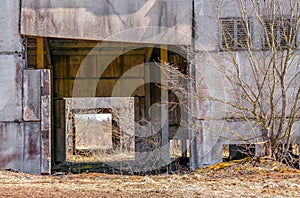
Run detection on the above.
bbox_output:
[26,37,189,174]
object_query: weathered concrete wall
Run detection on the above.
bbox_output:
[0,123,23,171]
[0,0,22,121]
[0,0,23,171]
[192,0,300,167]
[194,0,300,52]
[21,0,192,45]
[0,0,52,175]
[0,0,294,172]
[0,1,22,52]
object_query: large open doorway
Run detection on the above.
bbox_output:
[26,37,189,174]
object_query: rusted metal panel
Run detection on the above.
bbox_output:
[42,69,51,96]
[41,96,50,131]
[41,96,51,173]
[23,122,41,174]
[41,69,51,173]
[0,123,23,171]
[54,99,66,163]
[41,130,51,174]
[21,0,192,45]
[23,70,41,121]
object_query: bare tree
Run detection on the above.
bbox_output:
[163,0,300,164]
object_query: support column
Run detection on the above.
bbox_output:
[36,37,44,69]
[160,45,169,164]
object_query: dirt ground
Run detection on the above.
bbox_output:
[1,158,300,198]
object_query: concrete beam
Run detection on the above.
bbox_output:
[21,0,192,45]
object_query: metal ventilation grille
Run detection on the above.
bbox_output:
[264,20,279,48]
[221,19,250,50]
[264,18,294,49]
[237,20,248,48]
[221,20,235,50]
[280,18,293,47]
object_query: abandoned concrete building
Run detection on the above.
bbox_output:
[0,0,299,174]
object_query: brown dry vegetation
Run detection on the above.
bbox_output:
[1,158,300,198]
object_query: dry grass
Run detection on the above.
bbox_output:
[1,158,300,197]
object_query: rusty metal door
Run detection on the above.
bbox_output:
[22,69,51,174]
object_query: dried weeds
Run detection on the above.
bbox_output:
[1,158,300,197]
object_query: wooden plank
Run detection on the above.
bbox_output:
[53,56,67,79]
[28,49,146,56]
[23,122,41,174]
[96,79,117,97]
[134,97,140,122]
[27,55,37,67]
[36,37,44,69]
[67,55,83,78]
[160,45,168,63]
[123,55,145,77]
[54,99,66,163]
[145,46,154,63]
[100,56,122,78]
[44,38,52,67]
[49,41,150,49]
[23,70,41,121]
[118,78,145,96]
[144,49,153,118]
[50,50,146,56]
[54,79,74,98]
